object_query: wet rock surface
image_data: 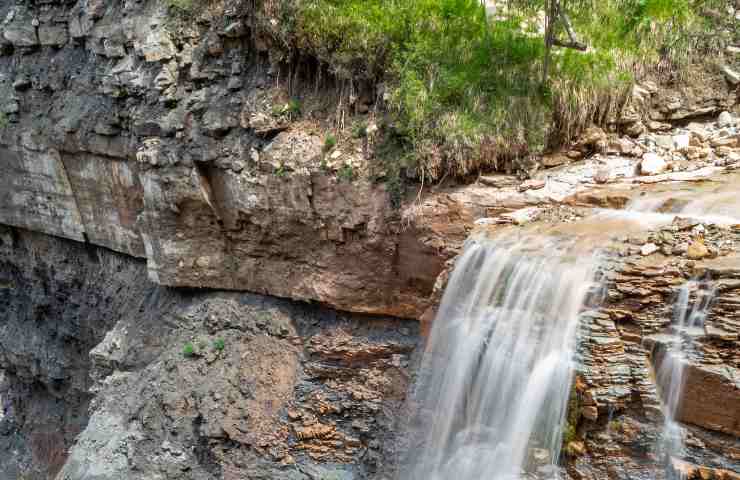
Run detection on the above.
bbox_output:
[567,221,740,480]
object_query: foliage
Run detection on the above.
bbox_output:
[323,133,337,151]
[166,0,195,14]
[0,112,7,129]
[259,0,727,179]
[351,121,367,139]
[275,164,287,177]
[213,338,225,351]
[337,163,354,182]
[182,342,195,358]
[272,99,302,120]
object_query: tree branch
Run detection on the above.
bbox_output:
[552,38,588,51]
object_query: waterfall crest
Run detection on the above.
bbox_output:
[402,236,599,480]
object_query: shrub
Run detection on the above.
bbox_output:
[323,134,337,152]
[352,121,367,139]
[258,0,725,179]
[337,163,354,182]
[288,98,302,117]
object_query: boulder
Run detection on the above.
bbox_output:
[672,134,690,151]
[722,65,740,85]
[542,153,571,168]
[718,111,734,127]
[38,24,68,47]
[640,153,668,175]
[654,135,674,149]
[593,167,611,184]
[2,23,38,47]
[640,243,659,256]
[687,240,709,260]
[576,126,608,152]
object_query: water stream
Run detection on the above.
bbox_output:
[654,281,715,478]
[402,236,599,480]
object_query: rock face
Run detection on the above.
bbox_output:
[569,221,740,480]
[0,225,419,480]
[0,0,446,319]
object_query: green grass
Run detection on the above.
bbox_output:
[258,0,726,179]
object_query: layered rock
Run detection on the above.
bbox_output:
[0,0,448,318]
[0,225,419,480]
[568,221,740,480]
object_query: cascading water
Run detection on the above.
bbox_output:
[653,281,715,478]
[401,235,599,480]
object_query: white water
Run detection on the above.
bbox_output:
[402,236,598,480]
[654,281,714,478]
[627,190,740,226]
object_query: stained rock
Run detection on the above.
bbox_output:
[687,240,709,260]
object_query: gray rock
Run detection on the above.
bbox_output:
[202,108,239,136]
[718,111,734,127]
[722,65,740,85]
[38,24,68,46]
[2,24,38,47]
[654,135,674,150]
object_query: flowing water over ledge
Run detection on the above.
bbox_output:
[401,236,600,480]
[654,281,716,479]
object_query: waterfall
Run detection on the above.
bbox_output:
[401,235,598,480]
[653,281,715,478]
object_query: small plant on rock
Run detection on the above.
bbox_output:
[351,121,367,139]
[337,163,354,183]
[275,164,287,177]
[213,338,225,352]
[0,112,8,129]
[182,342,195,358]
[287,98,302,118]
[323,134,337,152]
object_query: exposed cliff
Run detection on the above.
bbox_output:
[0,225,419,480]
